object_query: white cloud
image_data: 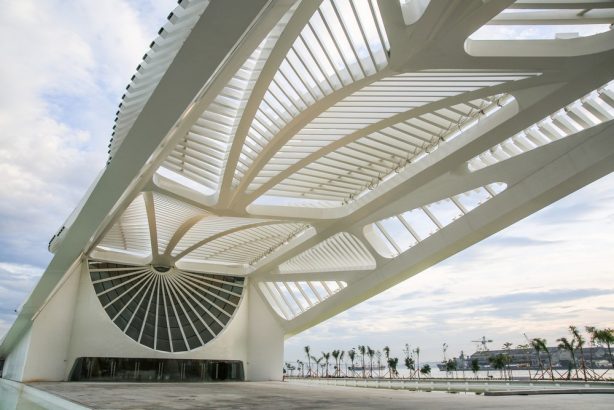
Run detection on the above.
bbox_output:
[0,263,43,337]
[0,0,175,333]
[0,0,175,266]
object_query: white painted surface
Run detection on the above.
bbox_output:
[21,261,81,382]
[246,282,284,381]
[64,261,251,379]
[2,327,31,381]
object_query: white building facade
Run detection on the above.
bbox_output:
[1,0,614,382]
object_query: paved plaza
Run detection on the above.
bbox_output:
[32,381,613,410]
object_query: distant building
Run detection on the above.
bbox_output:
[467,347,612,369]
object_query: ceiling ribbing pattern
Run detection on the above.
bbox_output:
[172,216,272,258]
[259,280,347,320]
[232,0,390,188]
[365,183,508,258]
[469,81,614,171]
[261,93,514,203]
[109,0,209,161]
[98,193,150,257]
[182,223,309,265]
[245,72,537,202]
[151,193,207,255]
[160,4,299,193]
[279,232,375,273]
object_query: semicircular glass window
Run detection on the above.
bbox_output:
[88,260,244,352]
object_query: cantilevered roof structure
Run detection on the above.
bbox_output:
[1,0,614,382]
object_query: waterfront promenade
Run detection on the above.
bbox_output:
[6,380,612,410]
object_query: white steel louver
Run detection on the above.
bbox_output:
[108,0,210,162]
[182,223,309,265]
[259,280,347,320]
[279,232,375,273]
[160,3,300,193]
[244,72,537,201]
[172,216,272,259]
[97,193,151,257]
[365,183,508,258]
[468,81,614,171]
[232,0,390,188]
[150,192,207,255]
[89,260,244,352]
[257,93,517,204]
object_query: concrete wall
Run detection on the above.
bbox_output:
[62,259,272,380]
[2,327,32,381]
[245,283,285,381]
[3,258,286,382]
[21,261,81,382]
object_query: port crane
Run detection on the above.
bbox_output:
[471,336,493,351]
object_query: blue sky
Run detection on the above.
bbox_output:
[0,1,612,363]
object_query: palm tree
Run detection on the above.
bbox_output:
[570,325,588,380]
[322,352,330,377]
[445,359,457,378]
[297,360,304,377]
[339,350,345,377]
[304,346,312,377]
[530,338,545,375]
[358,345,367,378]
[375,350,382,378]
[517,343,531,377]
[312,356,322,378]
[367,347,375,377]
[415,347,421,380]
[420,363,431,377]
[332,350,340,377]
[348,348,356,378]
[594,328,614,368]
[502,342,513,380]
[405,356,415,378]
[489,354,506,379]
[586,326,597,372]
[557,336,577,379]
[532,338,554,381]
[383,346,390,377]
[470,358,480,379]
[388,357,399,378]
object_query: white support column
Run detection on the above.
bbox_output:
[245,281,286,381]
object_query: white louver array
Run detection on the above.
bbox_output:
[108,0,209,161]
[279,232,375,273]
[365,183,507,258]
[232,0,390,188]
[97,194,151,257]
[95,192,310,269]
[38,0,610,351]
[246,73,535,202]
[160,3,300,193]
[150,192,207,255]
[258,93,515,203]
[172,217,272,259]
[181,223,309,265]
[259,280,347,320]
[468,81,614,172]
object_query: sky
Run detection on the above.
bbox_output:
[0,1,613,363]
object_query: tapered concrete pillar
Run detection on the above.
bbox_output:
[245,283,285,381]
